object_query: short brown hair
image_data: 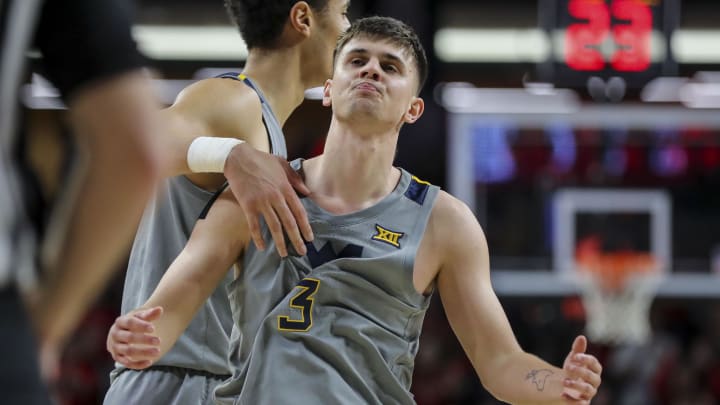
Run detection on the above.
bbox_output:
[333,16,428,94]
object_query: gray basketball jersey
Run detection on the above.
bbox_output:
[215,160,440,404]
[113,75,286,376]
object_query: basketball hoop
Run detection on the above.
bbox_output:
[552,188,672,345]
[575,249,663,345]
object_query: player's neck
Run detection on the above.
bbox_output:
[242,50,308,126]
[303,122,401,214]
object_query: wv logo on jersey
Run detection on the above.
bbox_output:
[306,242,363,268]
[372,224,404,249]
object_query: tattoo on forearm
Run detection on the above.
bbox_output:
[526,369,554,391]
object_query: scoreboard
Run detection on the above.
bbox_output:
[538,0,679,89]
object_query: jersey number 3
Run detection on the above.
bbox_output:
[277,278,320,332]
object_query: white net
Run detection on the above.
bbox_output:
[577,273,661,345]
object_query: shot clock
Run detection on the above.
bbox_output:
[538,0,679,90]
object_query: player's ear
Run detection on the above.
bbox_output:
[322,79,333,107]
[288,1,312,38]
[404,97,424,124]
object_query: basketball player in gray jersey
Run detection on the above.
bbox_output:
[103,1,350,404]
[105,73,290,404]
[110,17,602,404]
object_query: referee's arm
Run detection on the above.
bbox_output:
[29,0,161,360]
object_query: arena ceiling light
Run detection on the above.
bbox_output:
[132,25,720,64]
[433,28,549,63]
[133,25,248,60]
[672,30,720,64]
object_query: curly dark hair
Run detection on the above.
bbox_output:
[333,16,428,94]
[225,0,330,49]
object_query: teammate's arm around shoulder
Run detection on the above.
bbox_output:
[432,192,601,404]
[107,189,250,368]
[158,77,313,258]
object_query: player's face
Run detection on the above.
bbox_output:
[311,0,351,83]
[323,37,423,129]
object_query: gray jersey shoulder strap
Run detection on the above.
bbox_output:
[214,72,287,158]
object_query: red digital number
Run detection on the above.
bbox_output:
[611,0,652,71]
[565,0,653,72]
[566,0,610,71]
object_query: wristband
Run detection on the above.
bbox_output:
[187,137,245,173]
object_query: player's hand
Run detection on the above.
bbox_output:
[106,307,163,369]
[560,335,602,404]
[224,143,313,257]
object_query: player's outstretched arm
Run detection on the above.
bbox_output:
[433,193,601,404]
[155,78,313,257]
[107,189,250,367]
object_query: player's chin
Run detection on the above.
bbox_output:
[347,101,383,117]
